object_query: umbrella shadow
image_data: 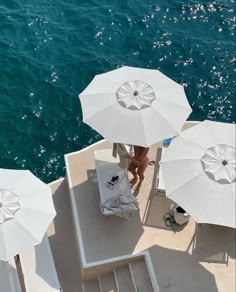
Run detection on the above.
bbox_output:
[0,260,23,292]
[149,245,219,292]
[142,147,187,232]
[142,192,187,232]
[47,178,82,292]
[148,244,218,292]
[141,146,187,232]
[187,223,236,265]
[30,238,61,290]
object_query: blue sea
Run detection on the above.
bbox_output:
[0,0,235,183]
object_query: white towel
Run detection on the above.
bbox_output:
[102,194,139,219]
[112,143,130,169]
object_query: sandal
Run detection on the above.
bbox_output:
[163,213,178,230]
[163,213,173,227]
[105,176,119,190]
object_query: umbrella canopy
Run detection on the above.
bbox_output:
[80,66,192,147]
[160,120,236,228]
[0,169,56,261]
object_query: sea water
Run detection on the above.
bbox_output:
[0,0,235,182]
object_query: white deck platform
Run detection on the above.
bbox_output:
[46,122,235,292]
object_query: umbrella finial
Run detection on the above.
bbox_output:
[133,90,139,96]
[222,159,228,166]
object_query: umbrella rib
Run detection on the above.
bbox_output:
[15,216,44,243]
[0,229,7,260]
[20,186,51,199]
[177,136,212,151]
[155,110,179,136]
[80,91,116,97]
[153,85,182,90]
[157,96,192,111]
[84,103,117,125]
[9,172,50,199]
[173,121,225,151]
[110,106,135,143]
[20,206,55,216]
[167,172,205,196]
[161,157,202,163]
[0,218,40,260]
[140,111,148,147]
[6,170,29,192]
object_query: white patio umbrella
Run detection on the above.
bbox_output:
[0,168,56,261]
[80,66,192,147]
[160,120,236,228]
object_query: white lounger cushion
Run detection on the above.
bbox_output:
[19,234,62,292]
[156,147,166,192]
[94,149,139,216]
[0,258,21,292]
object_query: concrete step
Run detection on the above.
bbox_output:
[99,271,118,292]
[82,278,100,292]
[130,259,154,292]
[115,265,136,292]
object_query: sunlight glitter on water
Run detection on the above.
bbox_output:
[0,0,235,182]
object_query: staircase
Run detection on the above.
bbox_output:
[82,258,154,292]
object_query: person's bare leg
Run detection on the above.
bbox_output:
[128,162,138,184]
[133,157,149,190]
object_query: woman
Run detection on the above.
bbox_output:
[128,146,149,191]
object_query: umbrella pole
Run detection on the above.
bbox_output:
[14,255,27,292]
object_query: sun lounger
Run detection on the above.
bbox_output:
[19,234,62,292]
[0,258,21,292]
[155,147,166,193]
[94,149,139,218]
